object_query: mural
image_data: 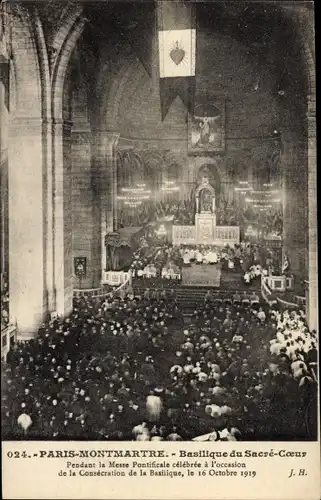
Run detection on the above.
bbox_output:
[189,99,226,154]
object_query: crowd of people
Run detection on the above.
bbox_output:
[2,286,317,441]
[117,197,283,240]
[216,200,283,237]
[118,200,195,228]
[130,241,281,281]
[130,245,182,281]
[243,205,283,238]
[1,273,9,329]
[243,264,268,285]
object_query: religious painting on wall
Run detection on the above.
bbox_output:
[188,99,226,154]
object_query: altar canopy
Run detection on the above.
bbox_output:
[157,0,196,120]
[172,178,240,246]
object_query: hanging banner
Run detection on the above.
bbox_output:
[158,28,196,78]
[74,257,87,279]
[157,0,196,120]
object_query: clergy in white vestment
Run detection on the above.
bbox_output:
[206,250,218,264]
[132,422,149,439]
[244,272,250,284]
[270,341,283,356]
[17,413,32,432]
[189,249,196,261]
[146,393,163,422]
[196,250,203,264]
[228,259,234,270]
[183,251,191,265]
[257,308,266,322]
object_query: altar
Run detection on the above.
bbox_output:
[172,176,240,246]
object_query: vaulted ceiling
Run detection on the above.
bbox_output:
[34,0,311,102]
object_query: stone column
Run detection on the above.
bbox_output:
[42,117,55,314]
[307,106,317,331]
[0,59,9,277]
[282,132,308,279]
[8,117,45,338]
[112,143,118,231]
[52,119,73,318]
[93,131,119,277]
[71,127,99,289]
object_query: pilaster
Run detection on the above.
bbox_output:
[307,111,317,331]
[93,130,119,276]
[8,116,45,337]
[52,118,73,318]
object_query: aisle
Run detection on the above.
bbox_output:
[182,263,221,287]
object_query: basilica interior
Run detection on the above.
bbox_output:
[0,1,317,442]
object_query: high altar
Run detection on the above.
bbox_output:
[172,176,240,246]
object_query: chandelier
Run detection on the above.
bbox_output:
[234,181,253,195]
[234,180,282,210]
[161,180,180,193]
[117,184,152,208]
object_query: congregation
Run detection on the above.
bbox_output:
[2,288,317,441]
[118,199,283,238]
[129,240,280,283]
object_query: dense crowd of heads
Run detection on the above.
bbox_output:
[117,198,283,239]
[131,245,182,279]
[217,200,283,237]
[119,200,195,228]
[2,287,317,441]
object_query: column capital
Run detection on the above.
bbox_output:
[52,119,73,137]
[9,116,42,134]
[10,115,42,124]
[93,129,120,149]
[52,118,73,126]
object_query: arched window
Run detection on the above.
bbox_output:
[167,162,181,182]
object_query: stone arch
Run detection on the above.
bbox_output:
[50,3,84,55]
[103,59,139,129]
[31,9,51,120]
[195,182,215,198]
[143,150,165,194]
[103,56,148,131]
[51,14,86,120]
[50,10,86,317]
[167,162,182,182]
[117,149,144,189]
[9,5,42,118]
[31,8,55,311]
